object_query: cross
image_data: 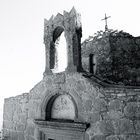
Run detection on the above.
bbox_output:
[101,13,111,31]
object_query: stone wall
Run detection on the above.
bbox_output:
[82,31,111,81]
[109,32,140,85]
[3,72,140,140]
[88,86,140,140]
[3,93,29,140]
[82,30,140,86]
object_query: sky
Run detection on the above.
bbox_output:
[0,0,140,130]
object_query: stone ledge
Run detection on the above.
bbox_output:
[34,119,88,132]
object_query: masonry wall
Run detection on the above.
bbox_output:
[82,31,111,79]
[3,93,29,140]
[109,32,140,85]
[88,86,140,140]
[3,72,140,140]
[82,31,140,86]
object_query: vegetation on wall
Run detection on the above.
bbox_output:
[82,30,140,86]
[109,31,140,86]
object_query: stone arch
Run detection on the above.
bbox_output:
[40,91,80,121]
[45,93,78,121]
[53,26,64,42]
[50,26,67,73]
[36,91,88,140]
[44,8,83,76]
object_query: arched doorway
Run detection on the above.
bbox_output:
[34,93,88,140]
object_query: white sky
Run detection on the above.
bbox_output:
[0,0,140,129]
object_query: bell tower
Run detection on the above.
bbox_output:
[43,7,83,76]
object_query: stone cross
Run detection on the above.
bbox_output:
[101,13,111,31]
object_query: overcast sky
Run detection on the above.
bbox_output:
[0,0,140,129]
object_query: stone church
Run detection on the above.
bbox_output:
[3,8,140,140]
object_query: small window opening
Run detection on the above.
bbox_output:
[89,54,96,74]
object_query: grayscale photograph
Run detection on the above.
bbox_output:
[0,0,140,139]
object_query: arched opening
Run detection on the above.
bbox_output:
[50,26,68,73]
[45,94,76,121]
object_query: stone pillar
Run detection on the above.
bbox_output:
[43,19,53,76]
[64,8,83,72]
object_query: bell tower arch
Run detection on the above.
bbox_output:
[43,7,83,76]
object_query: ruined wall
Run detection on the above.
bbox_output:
[3,80,46,140]
[3,93,29,140]
[82,30,140,86]
[109,32,140,85]
[82,30,112,81]
[88,86,140,140]
[3,72,140,140]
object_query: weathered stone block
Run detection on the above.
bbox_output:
[16,123,26,131]
[136,104,140,118]
[2,128,10,138]
[14,104,22,114]
[114,119,135,134]
[3,121,13,130]
[135,120,140,134]
[93,98,107,112]
[3,112,13,121]
[20,113,28,124]
[13,111,20,122]
[117,135,127,140]
[19,93,29,104]
[5,131,17,140]
[18,132,24,140]
[126,95,137,102]
[88,112,100,123]
[106,135,119,140]
[43,77,53,86]
[10,131,18,140]
[85,99,93,111]
[75,80,87,92]
[29,84,45,100]
[107,110,123,120]
[25,135,35,140]
[127,135,140,140]
[109,135,127,140]
[28,101,40,118]
[3,103,14,121]
[53,73,66,84]
[28,110,36,119]
[91,135,106,140]
[124,102,137,119]
[99,120,114,135]
[86,122,101,137]
[109,99,123,111]
[25,125,35,136]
